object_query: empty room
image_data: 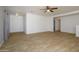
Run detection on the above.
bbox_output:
[0,6,79,52]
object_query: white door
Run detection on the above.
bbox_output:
[10,15,24,33]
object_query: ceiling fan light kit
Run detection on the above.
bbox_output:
[47,9,50,12]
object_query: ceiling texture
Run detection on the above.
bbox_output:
[6,6,79,16]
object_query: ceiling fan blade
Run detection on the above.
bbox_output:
[51,8,58,10]
[50,10,54,12]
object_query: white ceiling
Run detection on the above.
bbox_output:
[6,6,79,16]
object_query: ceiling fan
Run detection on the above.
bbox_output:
[40,6,58,12]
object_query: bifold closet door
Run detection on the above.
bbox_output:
[10,15,24,33]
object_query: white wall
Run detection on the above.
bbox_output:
[4,12,10,40]
[61,13,79,33]
[26,13,53,34]
[10,15,24,33]
[50,17,54,32]
[0,7,5,47]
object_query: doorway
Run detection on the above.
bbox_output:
[54,17,61,32]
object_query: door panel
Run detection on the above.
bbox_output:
[10,15,24,33]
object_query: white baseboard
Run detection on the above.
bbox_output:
[26,31,53,34]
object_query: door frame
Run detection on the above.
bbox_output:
[53,17,61,32]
